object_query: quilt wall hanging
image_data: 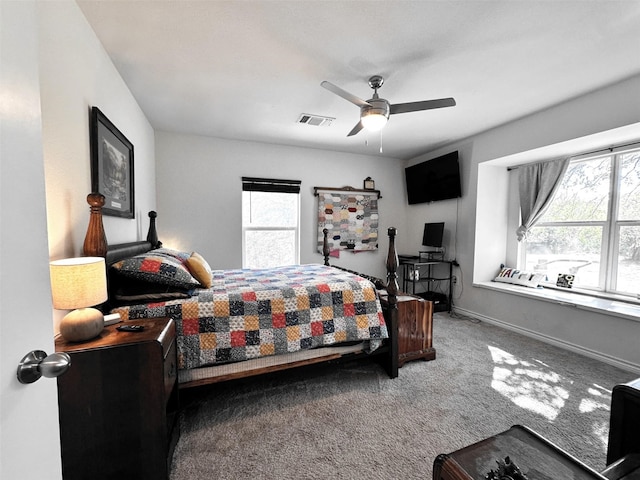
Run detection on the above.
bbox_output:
[314,186,381,258]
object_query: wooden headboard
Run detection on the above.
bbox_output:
[82,193,161,265]
[105,241,154,266]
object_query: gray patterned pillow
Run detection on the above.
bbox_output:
[112,252,200,289]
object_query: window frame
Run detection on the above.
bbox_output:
[520,146,640,299]
[241,177,301,269]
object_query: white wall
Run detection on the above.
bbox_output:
[38,1,157,332]
[432,75,640,371]
[155,132,408,281]
[0,2,62,478]
[39,1,156,260]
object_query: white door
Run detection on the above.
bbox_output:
[1,2,63,478]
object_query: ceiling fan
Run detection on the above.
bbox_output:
[321,75,456,137]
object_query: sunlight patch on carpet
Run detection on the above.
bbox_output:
[580,386,611,448]
[488,346,569,421]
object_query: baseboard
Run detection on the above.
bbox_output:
[451,306,640,375]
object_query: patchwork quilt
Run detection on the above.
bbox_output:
[112,264,388,370]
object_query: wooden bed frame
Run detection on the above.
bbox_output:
[83,193,399,387]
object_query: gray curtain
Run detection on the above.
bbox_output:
[516,157,570,241]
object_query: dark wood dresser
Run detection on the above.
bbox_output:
[55,317,179,480]
[380,291,435,367]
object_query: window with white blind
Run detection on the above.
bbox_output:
[521,146,640,298]
[241,177,301,269]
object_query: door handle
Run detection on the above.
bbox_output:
[17,350,71,384]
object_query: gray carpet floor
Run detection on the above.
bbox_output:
[170,313,637,479]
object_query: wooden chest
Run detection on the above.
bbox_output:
[433,425,608,480]
[380,291,435,367]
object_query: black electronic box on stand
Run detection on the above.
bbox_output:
[399,222,453,312]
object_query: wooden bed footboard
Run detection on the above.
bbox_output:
[383,227,400,379]
[320,226,399,378]
[84,195,399,381]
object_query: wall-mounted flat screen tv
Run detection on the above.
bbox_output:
[405,151,461,204]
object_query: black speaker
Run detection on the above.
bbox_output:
[418,291,447,304]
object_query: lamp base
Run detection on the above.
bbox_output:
[59,308,104,342]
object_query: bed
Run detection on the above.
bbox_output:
[83,195,400,389]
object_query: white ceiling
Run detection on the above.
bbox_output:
[77,0,640,160]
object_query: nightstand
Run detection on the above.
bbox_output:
[55,317,179,480]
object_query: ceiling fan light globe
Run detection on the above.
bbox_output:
[361,99,390,132]
[361,113,388,131]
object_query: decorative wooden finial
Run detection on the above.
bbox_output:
[386,227,399,306]
[83,193,108,257]
[322,228,330,266]
[147,211,161,248]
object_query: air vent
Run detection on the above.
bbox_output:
[297,113,334,127]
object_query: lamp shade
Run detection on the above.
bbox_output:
[50,257,108,309]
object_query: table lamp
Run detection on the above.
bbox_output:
[50,257,108,342]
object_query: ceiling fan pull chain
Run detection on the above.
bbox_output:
[379,130,383,154]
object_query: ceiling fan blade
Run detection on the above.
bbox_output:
[390,97,456,115]
[347,120,364,137]
[321,81,371,108]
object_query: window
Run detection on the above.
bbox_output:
[241,177,300,269]
[521,146,640,298]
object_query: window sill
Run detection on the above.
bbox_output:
[474,281,640,322]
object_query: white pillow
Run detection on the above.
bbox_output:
[494,266,546,288]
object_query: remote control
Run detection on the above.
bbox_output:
[116,325,144,332]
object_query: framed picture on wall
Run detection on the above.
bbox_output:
[90,106,135,218]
